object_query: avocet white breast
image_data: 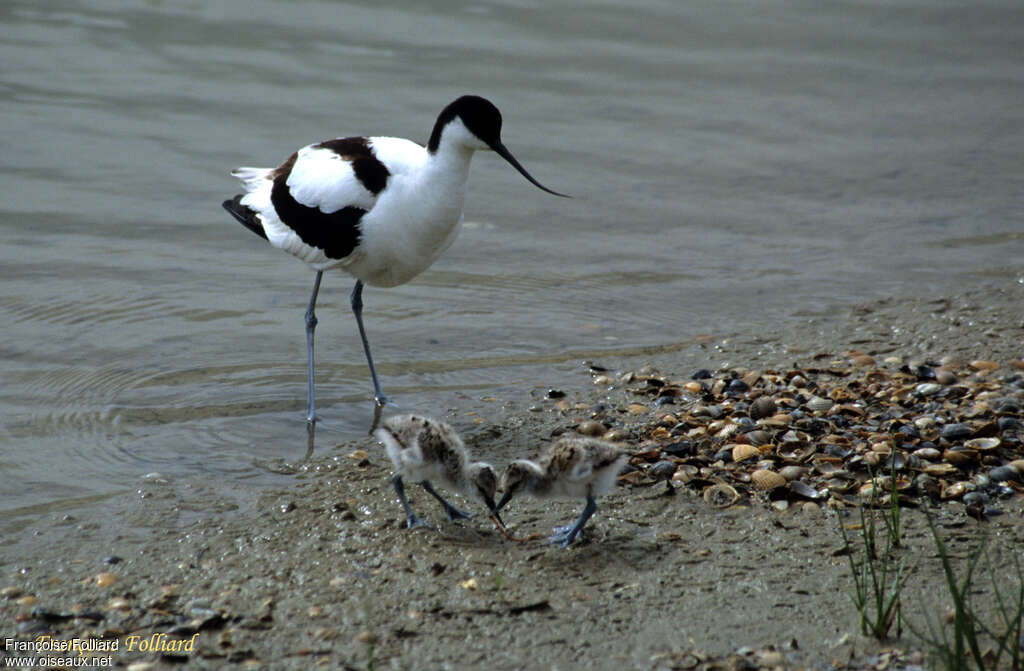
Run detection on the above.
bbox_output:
[223,95,568,427]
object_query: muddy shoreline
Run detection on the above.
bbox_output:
[2,286,1023,670]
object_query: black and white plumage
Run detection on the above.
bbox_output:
[222,95,568,425]
[374,414,502,530]
[495,436,627,548]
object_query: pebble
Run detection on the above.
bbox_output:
[940,423,973,441]
[1,587,23,599]
[989,466,1020,483]
[610,355,1024,511]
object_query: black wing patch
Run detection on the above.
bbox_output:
[316,137,390,195]
[269,152,364,261]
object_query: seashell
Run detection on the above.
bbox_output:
[924,462,959,477]
[969,359,1000,372]
[671,465,699,482]
[824,478,858,494]
[460,578,479,590]
[916,382,944,397]
[603,428,631,442]
[749,397,777,420]
[731,444,760,463]
[15,595,37,607]
[779,465,809,481]
[780,429,810,444]
[746,430,772,446]
[107,597,131,611]
[964,437,999,451]
[683,381,704,394]
[703,483,740,508]
[1009,459,1024,474]
[913,447,941,461]
[649,426,671,440]
[95,572,119,588]
[627,403,648,415]
[788,480,822,500]
[577,420,606,437]
[914,416,937,430]
[943,447,978,466]
[751,469,787,491]
[941,481,975,500]
[806,396,833,413]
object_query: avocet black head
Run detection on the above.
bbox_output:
[428,95,570,198]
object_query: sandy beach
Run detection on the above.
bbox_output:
[2,287,1022,670]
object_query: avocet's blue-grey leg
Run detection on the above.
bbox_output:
[304,271,324,424]
[350,280,389,409]
[548,494,598,548]
[420,481,473,521]
[392,474,431,530]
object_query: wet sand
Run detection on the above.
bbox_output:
[2,286,1023,670]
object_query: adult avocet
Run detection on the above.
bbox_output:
[223,95,568,426]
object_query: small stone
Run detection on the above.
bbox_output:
[940,423,973,441]
[915,383,943,397]
[627,403,648,415]
[602,429,631,442]
[459,578,478,590]
[989,466,1020,483]
[354,630,379,645]
[935,369,958,385]
[726,379,749,393]
[850,354,875,367]
[15,595,37,606]
[683,381,704,394]
[969,359,1000,372]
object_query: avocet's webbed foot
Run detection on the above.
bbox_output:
[546,495,598,548]
[405,513,433,531]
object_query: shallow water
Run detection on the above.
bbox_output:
[1,0,1022,533]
